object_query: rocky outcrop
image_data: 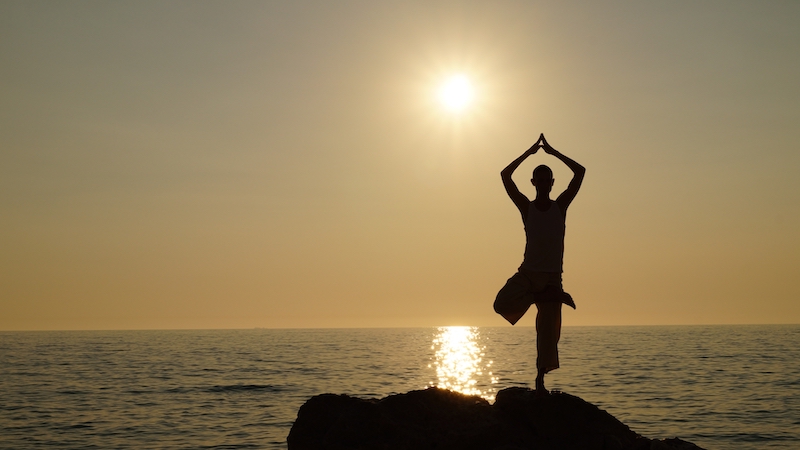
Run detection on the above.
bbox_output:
[287,387,705,450]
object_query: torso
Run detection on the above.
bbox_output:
[520,200,565,273]
[532,198,552,213]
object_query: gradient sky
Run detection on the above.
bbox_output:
[2,1,798,330]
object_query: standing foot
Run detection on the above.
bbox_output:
[535,373,550,397]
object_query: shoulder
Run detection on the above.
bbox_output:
[555,196,571,215]
[518,199,534,220]
[552,198,569,219]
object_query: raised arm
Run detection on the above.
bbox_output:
[501,137,542,217]
[540,135,585,214]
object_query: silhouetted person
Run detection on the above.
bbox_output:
[494,133,585,396]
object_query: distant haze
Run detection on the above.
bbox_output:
[2,1,798,330]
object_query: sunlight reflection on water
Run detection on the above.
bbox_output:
[3,326,799,450]
[428,326,497,401]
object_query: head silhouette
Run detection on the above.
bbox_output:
[531,165,554,195]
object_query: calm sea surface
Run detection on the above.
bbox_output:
[1,325,798,449]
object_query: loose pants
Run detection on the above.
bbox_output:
[494,269,563,373]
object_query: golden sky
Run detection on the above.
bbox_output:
[2,1,798,330]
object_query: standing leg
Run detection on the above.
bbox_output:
[535,300,562,395]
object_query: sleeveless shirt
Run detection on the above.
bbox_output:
[520,200,565,273]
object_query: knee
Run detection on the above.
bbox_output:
[493,297,505,315]
[494,291,516,315]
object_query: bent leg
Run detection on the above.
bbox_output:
[494,273,533,325]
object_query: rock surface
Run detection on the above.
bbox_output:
[287,387,705,450]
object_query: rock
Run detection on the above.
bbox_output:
[287,387,706,450]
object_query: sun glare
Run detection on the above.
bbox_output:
[428,326,497,400]
[438,75,474,112]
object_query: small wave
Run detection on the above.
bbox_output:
[57,390,88,395]
[126,389,155,395]
[734,432,798,442]
[207,384,280,393]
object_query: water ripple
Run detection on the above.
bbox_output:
[0,325,798,450]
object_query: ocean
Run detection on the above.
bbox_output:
[1,325,798,449]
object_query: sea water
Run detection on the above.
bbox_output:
[1,325,798,449]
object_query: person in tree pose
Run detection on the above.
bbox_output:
[494,133,585,395]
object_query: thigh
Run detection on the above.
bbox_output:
[521,270,561,293]
[495,272,530,304]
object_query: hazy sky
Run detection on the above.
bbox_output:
[2,1,798,330]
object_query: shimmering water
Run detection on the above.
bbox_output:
[1,325,798,449]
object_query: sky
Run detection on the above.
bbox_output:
[1,1,798,330]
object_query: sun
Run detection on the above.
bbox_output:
[438,75,474,112]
